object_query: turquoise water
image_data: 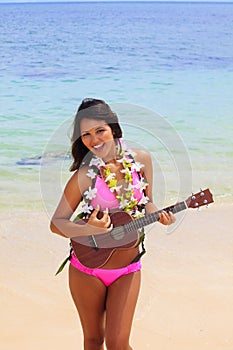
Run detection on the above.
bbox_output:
[1,2,233,211]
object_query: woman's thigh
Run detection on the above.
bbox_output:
[105,271,141,347]
[68,263,107,339]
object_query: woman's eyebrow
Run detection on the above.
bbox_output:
[80,130,89,136]
[81,124,107,135]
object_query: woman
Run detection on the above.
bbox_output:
[50,98,175,350]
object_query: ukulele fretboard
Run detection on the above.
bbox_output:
[124,201,187,233]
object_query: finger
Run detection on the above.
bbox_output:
[160,211,171,224]
[102,208,111,225]
[158,212,164,223]
[91,205,100,218]
[106,214,111,227]
[102,212,111,227]
[162,211,170,221]
[164,211,175,225]
[169,212,176,223]
[158,212,163,221]
[102,207,109,219]
[107,223,113,232]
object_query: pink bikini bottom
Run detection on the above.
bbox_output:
[70,253,142,287]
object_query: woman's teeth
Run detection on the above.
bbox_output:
[93,143,104,150]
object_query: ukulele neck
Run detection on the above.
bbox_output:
[124,201,187,233]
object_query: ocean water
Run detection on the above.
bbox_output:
[0,1,233,213]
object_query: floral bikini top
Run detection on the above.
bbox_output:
[90,169,144,211]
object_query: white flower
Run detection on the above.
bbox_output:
[133,209,144,219]
[117,155,132,164]
[86,168,96,179]
[120,167,131,174]
[124,150,137,158]
[119,198,129,209]
[130,149,137,157]
[84,186,97,200]
[105,173,116,182]
[81,203,93,214]
[109,185,122,193]
[138,194,149,205]
[135,179,148,192]
[131,161,144,172]
[117,157,125,164]
[89,157,105,167]
[125,183,135,192]
[125,156,134,163]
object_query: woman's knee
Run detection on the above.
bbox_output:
[84,335,104,349]
[105,334,131,350]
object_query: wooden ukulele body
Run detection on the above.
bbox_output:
[71,211,140,269]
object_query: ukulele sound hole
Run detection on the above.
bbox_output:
[110,226,125,240]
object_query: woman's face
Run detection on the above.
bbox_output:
[80,118,115,161]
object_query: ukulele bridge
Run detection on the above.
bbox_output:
[89,235,99,250]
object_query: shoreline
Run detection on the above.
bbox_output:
[1,203,233,349]
[1,182,232,213]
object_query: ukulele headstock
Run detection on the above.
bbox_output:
[186,188,214,209]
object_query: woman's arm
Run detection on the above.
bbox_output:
[50,168,112,238]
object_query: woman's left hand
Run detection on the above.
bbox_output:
[158,211,176,225]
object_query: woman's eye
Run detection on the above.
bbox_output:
[81,133,89,139]
[97,129,105,134]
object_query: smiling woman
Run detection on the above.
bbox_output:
[69,98,123,172]
[50,98,175,350]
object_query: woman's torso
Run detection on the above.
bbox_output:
[79,150,147,269]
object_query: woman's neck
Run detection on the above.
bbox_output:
[102,142,118,164]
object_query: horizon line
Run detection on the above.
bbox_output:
[1,0,233,3]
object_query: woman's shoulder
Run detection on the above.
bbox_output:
[132,148,152,166]
[69,165,89,179]
[66,165,92,193]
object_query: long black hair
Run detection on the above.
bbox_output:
[70,98,122,171]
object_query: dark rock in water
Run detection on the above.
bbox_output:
[16,156,42,166]
[16,152,71,166]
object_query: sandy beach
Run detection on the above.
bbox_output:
[1,1,233,349]
[1,202,232,350]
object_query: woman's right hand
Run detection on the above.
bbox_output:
[85,206,113,235]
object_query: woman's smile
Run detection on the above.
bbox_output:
[80,118,116,161]
[93,142,104,150]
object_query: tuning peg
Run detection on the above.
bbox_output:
[192,193,196,200]
[203,199,208,204]
[199,188,205,197]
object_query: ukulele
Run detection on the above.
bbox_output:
[70,188,214,268]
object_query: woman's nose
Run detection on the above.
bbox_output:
[90,133,100,145]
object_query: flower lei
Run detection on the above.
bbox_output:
[76,139,149,221]
[56,140,149,275]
